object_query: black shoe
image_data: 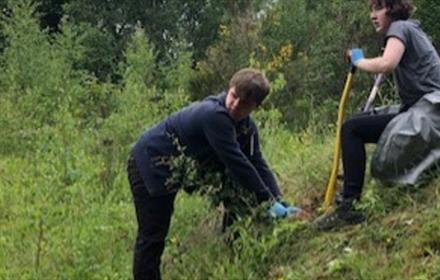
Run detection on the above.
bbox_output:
[313,200,365,231]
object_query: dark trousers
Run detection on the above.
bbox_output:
[341,112,397,199]
[127,155,176,280]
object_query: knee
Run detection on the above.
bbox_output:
[341,118,358,138]
[135,230,167,253]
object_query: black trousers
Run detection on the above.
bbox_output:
[341,112,398,199]
[127,155,176,280]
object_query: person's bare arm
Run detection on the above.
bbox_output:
[357,37,405,73]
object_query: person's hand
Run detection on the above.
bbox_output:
[345,48,364,66]
[280,200,301,216]
[267,201,287,218]
[267,201,302,219]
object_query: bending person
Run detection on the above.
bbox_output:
[127,68,301,280]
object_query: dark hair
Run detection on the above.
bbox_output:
[369,0,415,20]
[229,68,270,106]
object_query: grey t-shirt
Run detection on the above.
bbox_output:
[386,20,440,108]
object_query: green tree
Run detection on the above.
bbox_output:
[62,0,230,79]
[189,1,269,100]
[417,0,440,50]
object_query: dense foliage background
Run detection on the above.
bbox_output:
[1,0,440,279]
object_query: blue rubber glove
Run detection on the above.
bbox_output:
[285,206,301,216]
[267,201,288,218]
[350,48,364,66]
[268,201,303,218]
[280,200,302,217]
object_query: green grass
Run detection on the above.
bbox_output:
[1,121,439,280]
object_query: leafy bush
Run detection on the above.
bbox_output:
[2,1,440,279]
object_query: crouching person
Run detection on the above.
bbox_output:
[314,0,440,231]
[127,68,301,280]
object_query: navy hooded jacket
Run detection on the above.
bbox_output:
[132,92,281,201]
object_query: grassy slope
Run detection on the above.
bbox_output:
[1,120,440,280]
[163,124,440,280]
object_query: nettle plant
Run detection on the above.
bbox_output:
[159,136,266,219]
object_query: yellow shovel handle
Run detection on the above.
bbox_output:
[323,67,356,210]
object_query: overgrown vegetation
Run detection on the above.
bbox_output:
[1,0,439,279]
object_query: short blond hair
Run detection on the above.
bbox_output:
[229,68,270,106]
